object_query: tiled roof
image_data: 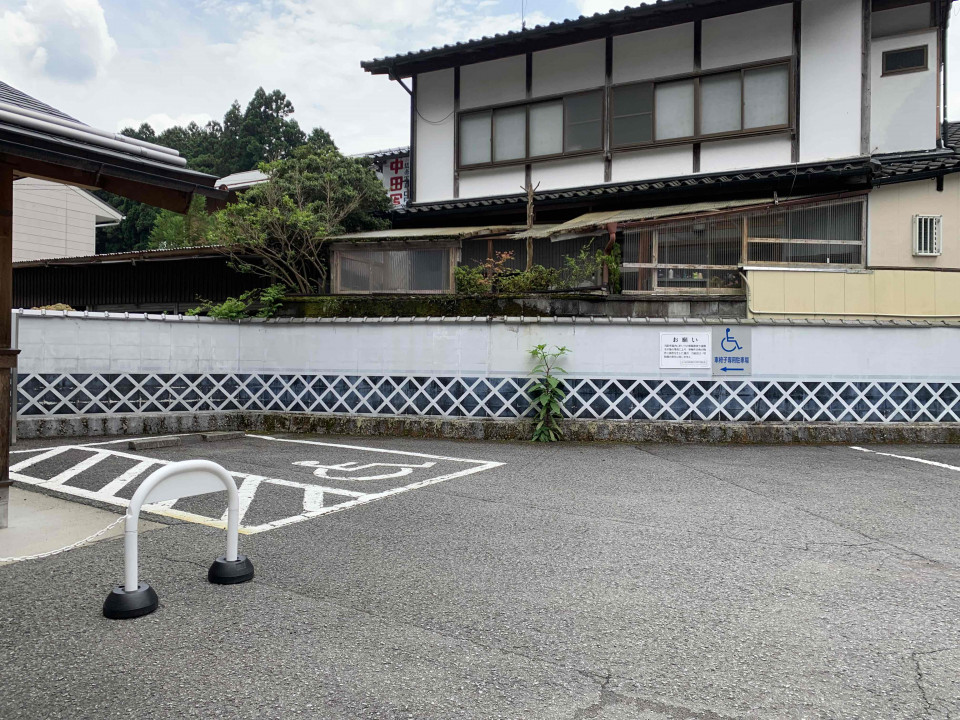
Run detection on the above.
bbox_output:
[362,0,736,76]
[945,121,960,149]
[874,147,960,184]
[350,146,409,161]
[0,81,79,123]
[396,158,873,215]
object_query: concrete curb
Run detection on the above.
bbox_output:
[15,411,960,444]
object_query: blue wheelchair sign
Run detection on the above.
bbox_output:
[711,326,752,376]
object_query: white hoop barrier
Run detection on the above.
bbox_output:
[103,459,255,620]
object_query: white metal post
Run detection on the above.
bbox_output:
[113,459,247,600]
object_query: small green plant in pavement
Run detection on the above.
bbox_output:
[528,344,570,442]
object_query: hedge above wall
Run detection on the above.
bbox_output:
[281,294,747,319]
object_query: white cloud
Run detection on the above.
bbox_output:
[574,0,629,16]
[0,0,117,83]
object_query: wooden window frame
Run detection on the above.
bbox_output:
[611,58,795,152]
[881,45,929,76]
[457,88,605,170]
[455,56,796,171]
[620,195,867,295]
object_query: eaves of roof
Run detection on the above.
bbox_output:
[0,123,227,200]
[394,158,875,219]
[12,245,231,268]
[362,0,786,77]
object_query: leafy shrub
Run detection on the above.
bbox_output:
[528,344,570,442]
[498,265,559,294]
[187,284,287,319]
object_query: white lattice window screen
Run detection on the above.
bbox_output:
[913,215,942,256]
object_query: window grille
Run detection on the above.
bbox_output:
[334,245,454,294]
[913,215,942,256]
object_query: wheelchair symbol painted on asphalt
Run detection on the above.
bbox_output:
[293,460,438,482]
[711,326,752,376]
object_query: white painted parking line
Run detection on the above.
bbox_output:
[10,436,504,534]
[850,446,960,473]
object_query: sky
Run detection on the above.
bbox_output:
[1,0,959,158]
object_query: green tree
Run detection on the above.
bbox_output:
[214,145,390,294]
[96,88,331,253]
[147,195,217,249]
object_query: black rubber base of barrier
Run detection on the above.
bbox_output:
[103,582,159,620]
[208,555,254,585]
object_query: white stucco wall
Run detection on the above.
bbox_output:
[699,135,793,173]
[531,156,605,191]
[414,69,455,203]
[459,165,526,199]
[701,3,793,70]
[612,23,694,83]
[531,40,605,98]
[611,146,693,182]
[460,55,526,110]
[15,313,960,382]
[869,30,938,154]
[799,0,864,162]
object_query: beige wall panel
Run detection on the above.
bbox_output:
[874,270,906,314]
[783,272,816,313]
[749,269,960,318]
[813,273,845,314]
[843,273,876,315]
[933,272,960,314]
[869,177,960,268]
[904,271,936,315]
[748,271,785,312]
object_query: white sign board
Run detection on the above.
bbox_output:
[659,332,711,369]
[379,156,410,207]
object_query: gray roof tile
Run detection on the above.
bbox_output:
[0,80,80,123]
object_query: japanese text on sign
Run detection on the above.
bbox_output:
[659,332,711,369]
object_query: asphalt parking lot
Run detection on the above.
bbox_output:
[1,434,959,720]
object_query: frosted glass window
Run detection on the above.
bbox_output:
[612,83,653,146]
[700,72,741,135]
[743,65,789,129]
[529,101,563,156]
[460,112,491,165]
[493,106,526,162]
[564,91,602,152]
[655,80,694,140]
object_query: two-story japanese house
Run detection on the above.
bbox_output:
[349,0,960,319]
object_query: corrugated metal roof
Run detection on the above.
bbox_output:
[12,245,229,267]
[0,81,79,123]
[509,198,788,239]
[216,169,269,190]
[330,225,525,241]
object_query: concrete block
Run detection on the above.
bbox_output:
[128,436,180,450]
[201,431,245,442]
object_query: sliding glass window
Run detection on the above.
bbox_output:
[458,60,792,167]
[458,90,603,168]
[612,60,791,149]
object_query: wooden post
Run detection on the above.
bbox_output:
[0,164,15,528]
[524,180,537,271]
